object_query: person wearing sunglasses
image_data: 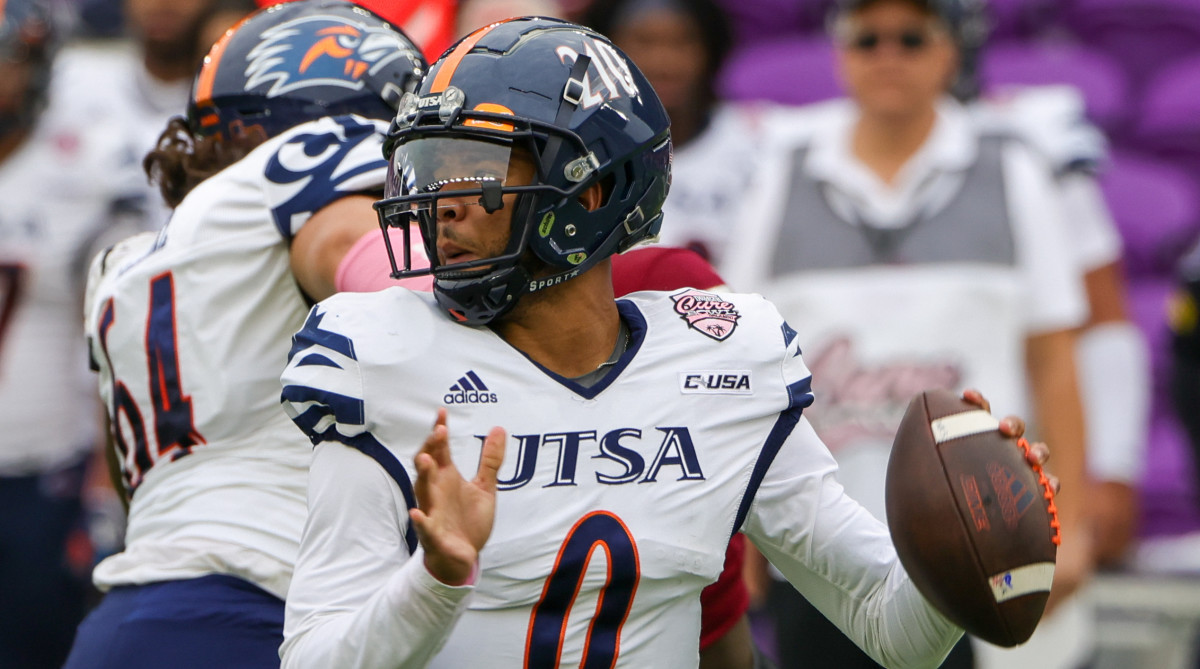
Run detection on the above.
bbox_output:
[721,1,1093,667]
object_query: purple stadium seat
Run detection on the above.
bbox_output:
[981,39,1130,131]
[717,35,843,106]
[1136,52,1200,173]
[1100,151,1200,278]
[713,0,828,45]
[1062,0,1200,86]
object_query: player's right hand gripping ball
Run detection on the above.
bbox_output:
[885,389,1060,647]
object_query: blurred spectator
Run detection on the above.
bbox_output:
[718,1,1091,667]
[51,0,219,231]
[586,0,772,269]
[0,0,150,666]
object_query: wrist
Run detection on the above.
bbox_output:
[424,554,479,587]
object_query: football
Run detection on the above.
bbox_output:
[885,389,1060,647]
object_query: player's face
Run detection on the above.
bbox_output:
[834,0,957,119]
[398,140,537,269]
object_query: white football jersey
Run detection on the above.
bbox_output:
[279,288,960,669]
[0,111,147,474]
[83,115,390,597]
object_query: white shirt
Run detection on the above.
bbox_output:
[723,97,1087,522]
[971,85,1122,272]
[279,287,961,669]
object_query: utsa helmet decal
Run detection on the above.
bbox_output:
[374,17,672,326]
[189,0,426,140]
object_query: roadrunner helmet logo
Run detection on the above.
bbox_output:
[245,14,413,97]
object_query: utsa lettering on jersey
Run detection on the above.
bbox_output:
[277,17,1055,669]
[65,3,425,668]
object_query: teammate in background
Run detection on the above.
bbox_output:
[64,3,426,667]
[0,1,154,665]
[277,17,1052,669]
[718,1,1091,667]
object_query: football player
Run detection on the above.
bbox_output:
[0,1,152,666]
[278,17,1052,668]
[66,2,426,667]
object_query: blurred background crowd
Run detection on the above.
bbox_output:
[2,0,1199,667]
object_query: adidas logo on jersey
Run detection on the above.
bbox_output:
[444,371,499,405]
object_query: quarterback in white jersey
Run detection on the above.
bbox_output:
[277,17,1052,669]
[66,3,427,668]
[282,286,963,668]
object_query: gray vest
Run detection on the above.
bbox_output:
[769,135,1016,277]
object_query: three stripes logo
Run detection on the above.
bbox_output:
[443,371,498,405]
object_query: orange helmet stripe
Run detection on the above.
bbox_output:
[429,19,516,94]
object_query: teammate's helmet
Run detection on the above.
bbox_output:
[187,0,426,140]
[834,0,989,101]
[0,0,55,136]
[375,17,672,325]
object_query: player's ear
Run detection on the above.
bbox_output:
[578,181,604,212]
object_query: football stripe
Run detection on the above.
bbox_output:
[988,562,1056,602]
[930,410,1000,444]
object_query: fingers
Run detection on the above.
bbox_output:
[473,427,507,493]
[961,388,990,413]
[999,415,1025,438]
[1024,440,1050,468]
[420,409,452,467]
[1045,472,1061,495]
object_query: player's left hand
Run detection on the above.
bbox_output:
[411,408,506,586]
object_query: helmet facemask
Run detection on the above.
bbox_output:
[375,97,620,325]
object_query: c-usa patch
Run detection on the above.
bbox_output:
[679,371,753,395]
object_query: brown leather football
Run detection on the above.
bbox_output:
[885,389,1059,647]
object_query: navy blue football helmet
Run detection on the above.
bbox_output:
[187,0,426,140]
[375,17,672,325]
[0,0,55,135]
